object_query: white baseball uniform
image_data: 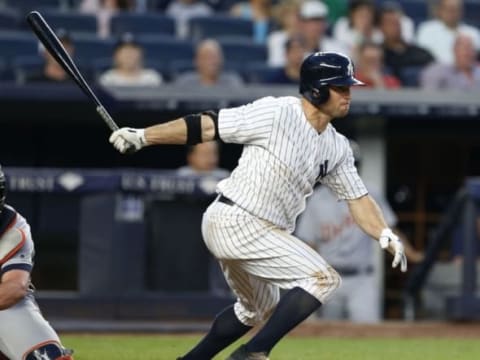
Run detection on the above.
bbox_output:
[0,205,62,360]
[296,185,397,323]
[201,96,368,326]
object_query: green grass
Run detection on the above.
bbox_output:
[60,334,480,360]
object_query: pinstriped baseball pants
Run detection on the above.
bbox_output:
[202,200,341,327]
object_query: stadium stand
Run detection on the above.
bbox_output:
[0,31,37,64]
[136,35,194,71]
[12,55,43,83]
[397,65,424,87]
[168,59,194,81]
[188,15,254,42]
[2,0,70,12]
[0,0,475,86]
[0,57,13,80]
[71,33,116,65]
[464,2,480,27]
[397,0,429,26]
[39,9,97,35]
[243,62,283,83]
[0,8,19,29]
[218,37,267,63]
[110,12,176,37]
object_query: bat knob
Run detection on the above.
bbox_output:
[124,145,137,155]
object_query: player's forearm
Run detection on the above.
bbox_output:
[348,194,388,240]
[144,115,216,146]
[0,280,28,310]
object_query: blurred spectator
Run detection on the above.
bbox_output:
[296,140,423,323]
[267,0,302,67]
[378,1,415,43]
[298,0,349,57]
[80,0,136,38]
[379,3,434,85]
[26,30,74,83]
[416,0,480,65]
[166,0,213,39]
[230,0,272,43]
[80,0,136,12]
[420,33,480,90]
[333,0,382,54]
[323,0,348,24]
[177,142,230,178]
[99,37,163,87]
[354,42,401,89]
[177,142,230,296]
[174,39,244,87]
[263,35,306,84]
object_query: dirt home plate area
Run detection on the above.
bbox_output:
[290,320,480,338]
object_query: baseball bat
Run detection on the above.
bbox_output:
[26,11,135,153]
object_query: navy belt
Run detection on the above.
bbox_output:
[218,194,235,206]
[336,265,374,277]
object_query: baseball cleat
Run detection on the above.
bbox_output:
[226,344,269,360]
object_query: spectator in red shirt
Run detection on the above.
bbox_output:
[354,42,401,88]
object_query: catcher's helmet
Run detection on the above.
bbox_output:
[0,166,5,212]
[299,52,364,106]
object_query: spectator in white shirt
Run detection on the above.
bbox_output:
[421,33,480,90]
[298,1,349,57]
[416,0,480,64]
[333,0,382,54]
[99,38,163,87]
[267,0,302,67]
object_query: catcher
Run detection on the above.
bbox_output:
[0,166,73,360]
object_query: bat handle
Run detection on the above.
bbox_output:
[96,105,137,155]
[96,105,119,132]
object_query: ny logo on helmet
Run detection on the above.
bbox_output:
[347,62,353,77]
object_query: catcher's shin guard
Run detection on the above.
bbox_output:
[25,343,73,360]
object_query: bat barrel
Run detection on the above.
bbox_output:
[25,11,134,153]
[25,11,102,108]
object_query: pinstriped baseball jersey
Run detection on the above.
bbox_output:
[217,96,367,233]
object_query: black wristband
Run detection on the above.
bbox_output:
[184,114,202,145]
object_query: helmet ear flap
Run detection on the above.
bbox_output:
[311,85,330,105]
[300,83,330,107]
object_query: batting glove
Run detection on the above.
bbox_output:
[379,228,408,272]
[109,127,146,154]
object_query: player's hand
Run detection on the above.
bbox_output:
[109,127,146,154]
[379,228,407,272]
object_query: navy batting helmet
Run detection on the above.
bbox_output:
[299,52,364,106]
[0,166,5,212]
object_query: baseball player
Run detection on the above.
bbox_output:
[109,51,407,360]
[0,167,73,360]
